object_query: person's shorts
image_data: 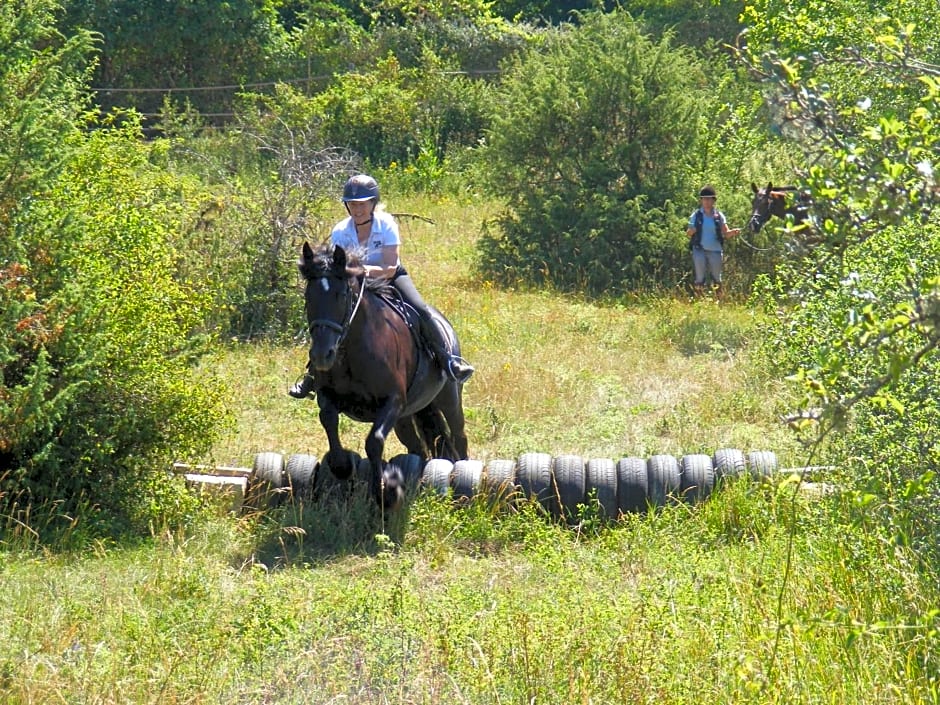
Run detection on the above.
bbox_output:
[691,247,723,285]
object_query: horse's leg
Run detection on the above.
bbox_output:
[393,415,429,459]
[366,398,406,510]
[413,405,450,459]
[318,399,353,480]
[434,380,469,460]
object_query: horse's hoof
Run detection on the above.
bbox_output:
[379,466,405,511]
[323,450,354,480]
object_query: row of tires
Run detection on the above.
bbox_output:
[247,448,780,519]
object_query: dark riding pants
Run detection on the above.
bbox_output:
[392,272,451,359]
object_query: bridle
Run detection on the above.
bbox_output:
[307,269,366,349]
[748,189,781,233]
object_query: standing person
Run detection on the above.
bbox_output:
[289,174,474,398]
[686,185,740,299]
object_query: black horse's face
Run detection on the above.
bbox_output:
[301,243,353,371]
[748,182,781,233]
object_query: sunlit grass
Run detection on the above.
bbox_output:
[2,489,937,704]
[3,195,935,704]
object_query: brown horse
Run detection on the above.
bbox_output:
[298,241,468,510]
[748,182,813,233]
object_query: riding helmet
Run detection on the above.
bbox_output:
[699,185,717,199]
[342,174,380,202]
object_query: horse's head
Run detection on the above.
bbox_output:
[748,182,789,233]
[299,242,364,371]
[748,182,812,233]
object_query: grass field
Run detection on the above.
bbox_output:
[1,194,937,704]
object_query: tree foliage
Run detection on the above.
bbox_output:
[1,3,231,536]
[477,9,707,294]
[61,0,293,118]
[742,1,940,564]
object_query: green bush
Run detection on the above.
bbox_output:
[304,50,498,170]
[745,14,940,569]
[2,122,232,535]
[476,9,711,294]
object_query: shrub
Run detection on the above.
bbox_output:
[1,122,232,535]
[476,9,710,294]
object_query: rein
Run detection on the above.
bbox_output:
[308,272,366,348]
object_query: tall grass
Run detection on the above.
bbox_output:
[2,194,936,704]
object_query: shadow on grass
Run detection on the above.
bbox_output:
[242,472,420,569]
[671,309,756,357]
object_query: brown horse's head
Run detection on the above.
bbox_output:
[748,182,790,233]
[299,242,364,371]
[748,182,814,234]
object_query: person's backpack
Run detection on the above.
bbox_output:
[690,208,726,250]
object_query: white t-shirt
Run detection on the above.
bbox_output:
[330,209,401,267]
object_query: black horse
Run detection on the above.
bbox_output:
[298,241,469,510]
[748,182,813,233]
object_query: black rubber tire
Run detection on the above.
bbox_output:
[318,449,361,481]
[617,457,648,514]
[516,452,554,513]
[482,458,516,503]
[747,450,778,481]
[388,453,424,494]
[553,454,586,521]
[246,451,286,510]
[647,454,680,507]
[586,458,618,520]
[452,459,484,503]
[713,448,747,484]
[679,453,715,504]
[285,453,318,503]
[421,458,454,495]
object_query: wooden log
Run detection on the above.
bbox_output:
[171,462,251,513]
[171,462,251,478]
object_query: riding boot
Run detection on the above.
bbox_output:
[420,316,474,384]
[289,369,316,399]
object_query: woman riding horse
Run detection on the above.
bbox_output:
[298,241,469,510]
[290,174,473,399]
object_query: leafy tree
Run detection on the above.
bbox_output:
[742,3,940,566]
[623,0,744,48]
[60,0,293,119]
[476,9,708,294]
[0,0,94,244]
[1,3,232,537]
[1,0,96,486]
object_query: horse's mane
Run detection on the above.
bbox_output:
[298,242,364,280]
[298,242,397,297]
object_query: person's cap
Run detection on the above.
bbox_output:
[699,185,717,199]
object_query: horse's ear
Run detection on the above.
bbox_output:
[302,241,314,261]
[751,182,759,193]
[332,244,347,270]
[766,181,773,191]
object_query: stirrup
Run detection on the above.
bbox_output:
[447,356,474,384]
[289,374,316,399]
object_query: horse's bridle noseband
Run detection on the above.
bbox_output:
[749,192,774,232]
[308,272,366,349]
